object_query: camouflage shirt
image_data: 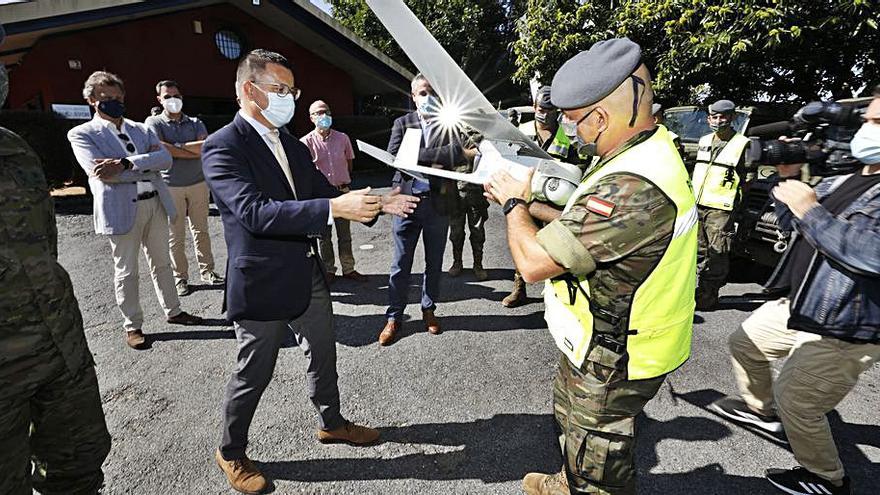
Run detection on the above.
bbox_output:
[536,133,677,323]
[0,127,92,398]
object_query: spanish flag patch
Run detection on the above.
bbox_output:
[585,196,616,217]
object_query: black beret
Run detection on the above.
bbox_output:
[709,99,735,114]
[551,38,642,110]
[536,85,554,110]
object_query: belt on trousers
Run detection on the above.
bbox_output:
[136,190,158,201]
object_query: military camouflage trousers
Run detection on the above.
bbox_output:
[553,345,666,494]
[696,206,735,294]
[0,347,111,495]
[449,189,488,259]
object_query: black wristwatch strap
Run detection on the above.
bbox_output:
[503,197,528,215]
[121,157,133,170]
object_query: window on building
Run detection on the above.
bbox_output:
[214,30,243,60]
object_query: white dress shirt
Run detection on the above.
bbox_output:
[95,116,155,194]
[238,111,333,225]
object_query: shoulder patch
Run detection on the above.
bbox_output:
[585,196,615,217]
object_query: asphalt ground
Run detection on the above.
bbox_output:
[52,184,879,495]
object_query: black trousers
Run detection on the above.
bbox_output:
[220,260,344,460]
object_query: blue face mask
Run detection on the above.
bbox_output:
[98,99,125,119]
[417,94,440,116]
[253,83,295,128]
[316,114,332,129]
[851,123,880,165]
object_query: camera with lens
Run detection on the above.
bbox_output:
[746,100,866,176]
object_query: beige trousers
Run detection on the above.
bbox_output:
[320,218,355,275]
[168,181,215,282]
[729,298,880,482]
[108,196,182,331]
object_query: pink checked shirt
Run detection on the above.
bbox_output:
[300,128,355,187]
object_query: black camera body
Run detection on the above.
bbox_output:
[746,101,865,176]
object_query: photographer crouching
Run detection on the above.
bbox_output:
[710,85,880,495]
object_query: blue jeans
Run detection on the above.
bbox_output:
[386,196,449,320]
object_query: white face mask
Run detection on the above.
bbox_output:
[851,123,880,165]
[253,84,295,128]
[162,96,183,114]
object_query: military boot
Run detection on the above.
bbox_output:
[449,245,464,277]
[473,251,488,281]
[695,287,719,311]
[502,272,527,308]
[522,470,569,495]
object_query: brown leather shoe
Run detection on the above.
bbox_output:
[522,471,569,495]
[379,319,399,346]
[126,330,147,350]
[215,449,268,495]
[342,270,367,282]
[317,420,380,445]
[167,311,203,325]
[423,309,441,335]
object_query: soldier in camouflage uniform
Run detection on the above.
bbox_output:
[0,29,112,493]
[505,86,588,308]
[486,39,696,494]
[448,168,490,281]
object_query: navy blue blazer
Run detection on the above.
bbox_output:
[203,113,339,322]
[388,111,465,215]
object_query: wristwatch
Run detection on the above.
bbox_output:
[502,197,528,215]
[174,142,184,149]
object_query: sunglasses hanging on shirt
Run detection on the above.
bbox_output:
[117,133,136,153]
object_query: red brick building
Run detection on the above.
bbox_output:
[1,0,412,136]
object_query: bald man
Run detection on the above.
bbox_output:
[485,39,697,495]
[301,100,364,283]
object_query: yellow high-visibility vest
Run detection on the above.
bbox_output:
[691,132,750,210]
[543,125,698,380]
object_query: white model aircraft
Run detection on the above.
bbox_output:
[356,0,584,206]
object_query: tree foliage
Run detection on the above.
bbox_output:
[329,0,527,108]
[513,0,880,106]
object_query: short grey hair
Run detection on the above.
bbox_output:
[235,49,292,98]
[82,71,124,100]
[410,73,429,91]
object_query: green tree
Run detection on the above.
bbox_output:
[513,0,880,105]
[329,0,527,109]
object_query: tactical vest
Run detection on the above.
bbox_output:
[543,125,698,380]
[691,132,750,210]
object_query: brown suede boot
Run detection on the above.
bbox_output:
[215,449,268,495]
[502,272,527,308]
[522,470,569,495]
[317,420,380,445]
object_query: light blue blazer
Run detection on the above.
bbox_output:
[68,116,176,235]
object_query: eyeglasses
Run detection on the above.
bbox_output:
[251,81,301,100]
[117,133,136,153]
[310,110,331,116]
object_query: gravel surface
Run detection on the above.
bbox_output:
[53,186,879,495]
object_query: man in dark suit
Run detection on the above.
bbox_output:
[379,74,476,346]
[203,49,418,494]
